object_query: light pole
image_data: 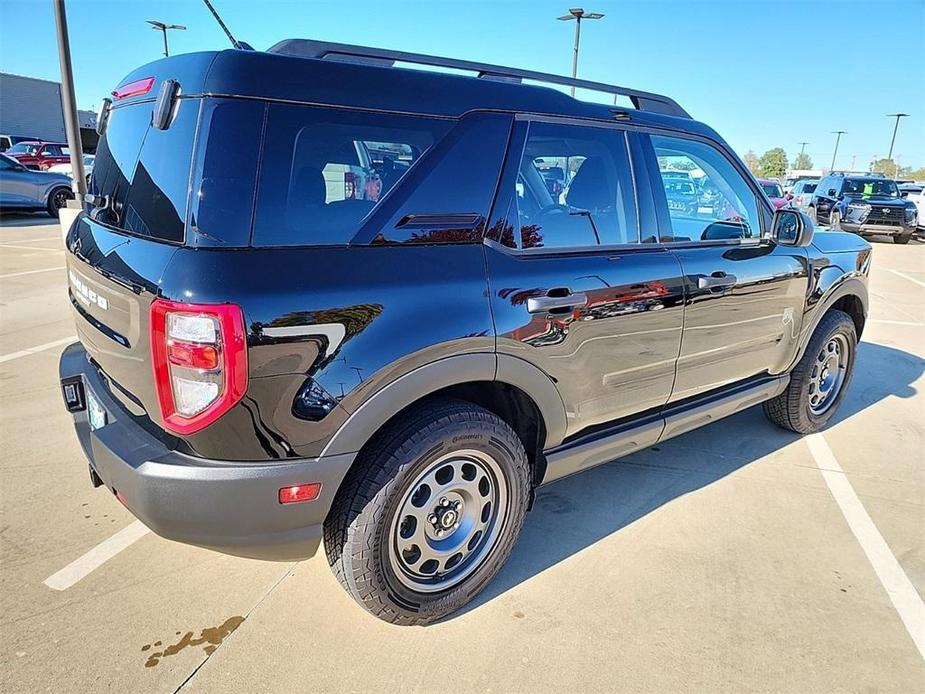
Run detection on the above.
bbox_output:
[146,20,186,58]
[557,8,604,97]
[830,131,846,172]
[885,113,909,178]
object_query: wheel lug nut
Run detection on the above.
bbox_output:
[453,522,460,529]
[436,529,444,537]
[428,514,437,524]
[454,501,462,510]
[440,498,449,507]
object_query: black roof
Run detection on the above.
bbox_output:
[113,44,720,140]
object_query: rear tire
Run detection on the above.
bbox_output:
[893,233,912,245]
[324,399,530,625]
[763,310,856,434]
[47,186,72,218]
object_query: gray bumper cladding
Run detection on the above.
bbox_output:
[59,343,355,561]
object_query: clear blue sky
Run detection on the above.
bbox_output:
[1,0,923,170]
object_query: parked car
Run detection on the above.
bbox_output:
[5,140,71,170]
[0,134,40,152]
[47,154,95,185]
[662,175,700,216]
[758,179,788,209]
[59,40,869,626]
[0,153,73,217]
[901,186,925,231]
[809,173,918,243]
[789,179,818,213]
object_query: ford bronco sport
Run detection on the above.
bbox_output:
[59,41,870,625]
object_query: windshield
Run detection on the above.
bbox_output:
[843,178,899,198]
[7,143,38,155]
[665,180,696,194]
[761,183,783,198]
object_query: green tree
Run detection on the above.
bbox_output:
[869,158,912,178]
[743,150,760,176]
[905,166,925,180]
[792,152,813,170]
[758,148,788,178]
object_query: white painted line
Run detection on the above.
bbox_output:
[0,243,63,252]
[806,433,925,660]
[1,236,62,243]
[885,268,925,290]
[0,336,76,364]
[0,266,65,279]
[868,319,924,327]
[43,521,151,591]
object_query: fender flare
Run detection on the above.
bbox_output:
[791,274,868,370]
[320,353,568,457]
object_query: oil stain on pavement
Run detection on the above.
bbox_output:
[141,616,245,667]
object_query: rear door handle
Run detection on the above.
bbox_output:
[527,291,587,314]
[697,273,737,290]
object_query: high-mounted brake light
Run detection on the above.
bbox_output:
[150,299,247,434]
[112,77,155,100]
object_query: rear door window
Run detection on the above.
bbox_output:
[252,104,450,247]
[89,99,199,243]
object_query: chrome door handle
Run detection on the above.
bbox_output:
[527,292,587,314]
[697,273,737,290]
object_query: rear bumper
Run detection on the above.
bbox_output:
[59,343,354,561]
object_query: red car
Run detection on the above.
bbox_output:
[5,140,71,171]
[758,178,789,209]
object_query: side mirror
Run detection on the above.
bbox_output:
[772,208,814,247]
[827,188,837,197]
[785,192,794,200]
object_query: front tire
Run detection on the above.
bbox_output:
[764,310,857,434]
[324,399,530,625]
[829,209,842,231]
[893,233,912,245]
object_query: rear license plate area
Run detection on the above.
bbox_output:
[86,387,108,431]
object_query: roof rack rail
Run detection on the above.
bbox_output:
[266,39,691,119]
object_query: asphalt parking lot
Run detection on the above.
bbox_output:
[1,214,923,693]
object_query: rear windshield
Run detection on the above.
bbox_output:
[252,104,451,247]
[89,99,198,243]
[761,182,783,198]
[801,182,817,193]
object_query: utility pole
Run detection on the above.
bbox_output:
[52,0,86,203]
[146,20,186,58]
[885,113,909,178]
[797,141,809,159]
[830,131,846,172]
[557,8,604,97]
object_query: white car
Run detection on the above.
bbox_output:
[903,187,925,230]
[47,154,94,184]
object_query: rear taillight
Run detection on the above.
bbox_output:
[150,299,247,434]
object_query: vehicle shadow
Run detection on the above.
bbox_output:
[0,212,57,228]
[454,340,923,618]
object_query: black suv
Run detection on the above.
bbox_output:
[59,41,870,625]
[810,173,918,244]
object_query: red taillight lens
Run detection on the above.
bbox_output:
[112,77,155,100]
[279,483,322,504]
[150,299,247,435]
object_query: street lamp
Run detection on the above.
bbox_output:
[146,20,186,58]
[886,113,909,177]
[830,131,846,172]
[557,8,604,97]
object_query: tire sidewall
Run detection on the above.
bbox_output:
[348,413,529,622]
[795,315,857,430]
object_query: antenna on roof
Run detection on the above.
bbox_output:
[201,0,252,50]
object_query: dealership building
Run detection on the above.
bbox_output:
[0,72,98,151]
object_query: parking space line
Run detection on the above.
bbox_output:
[0,266,65,279]
[885,268,925,290]
[43,521,151,591]
[0,243,63,252]
[806,433,925,660]
[868,319,924,327]
[0,336,76,364]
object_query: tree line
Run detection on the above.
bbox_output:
[742,148,925,180]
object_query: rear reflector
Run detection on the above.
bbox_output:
[112,77,155,100]
[279,483,322,504]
